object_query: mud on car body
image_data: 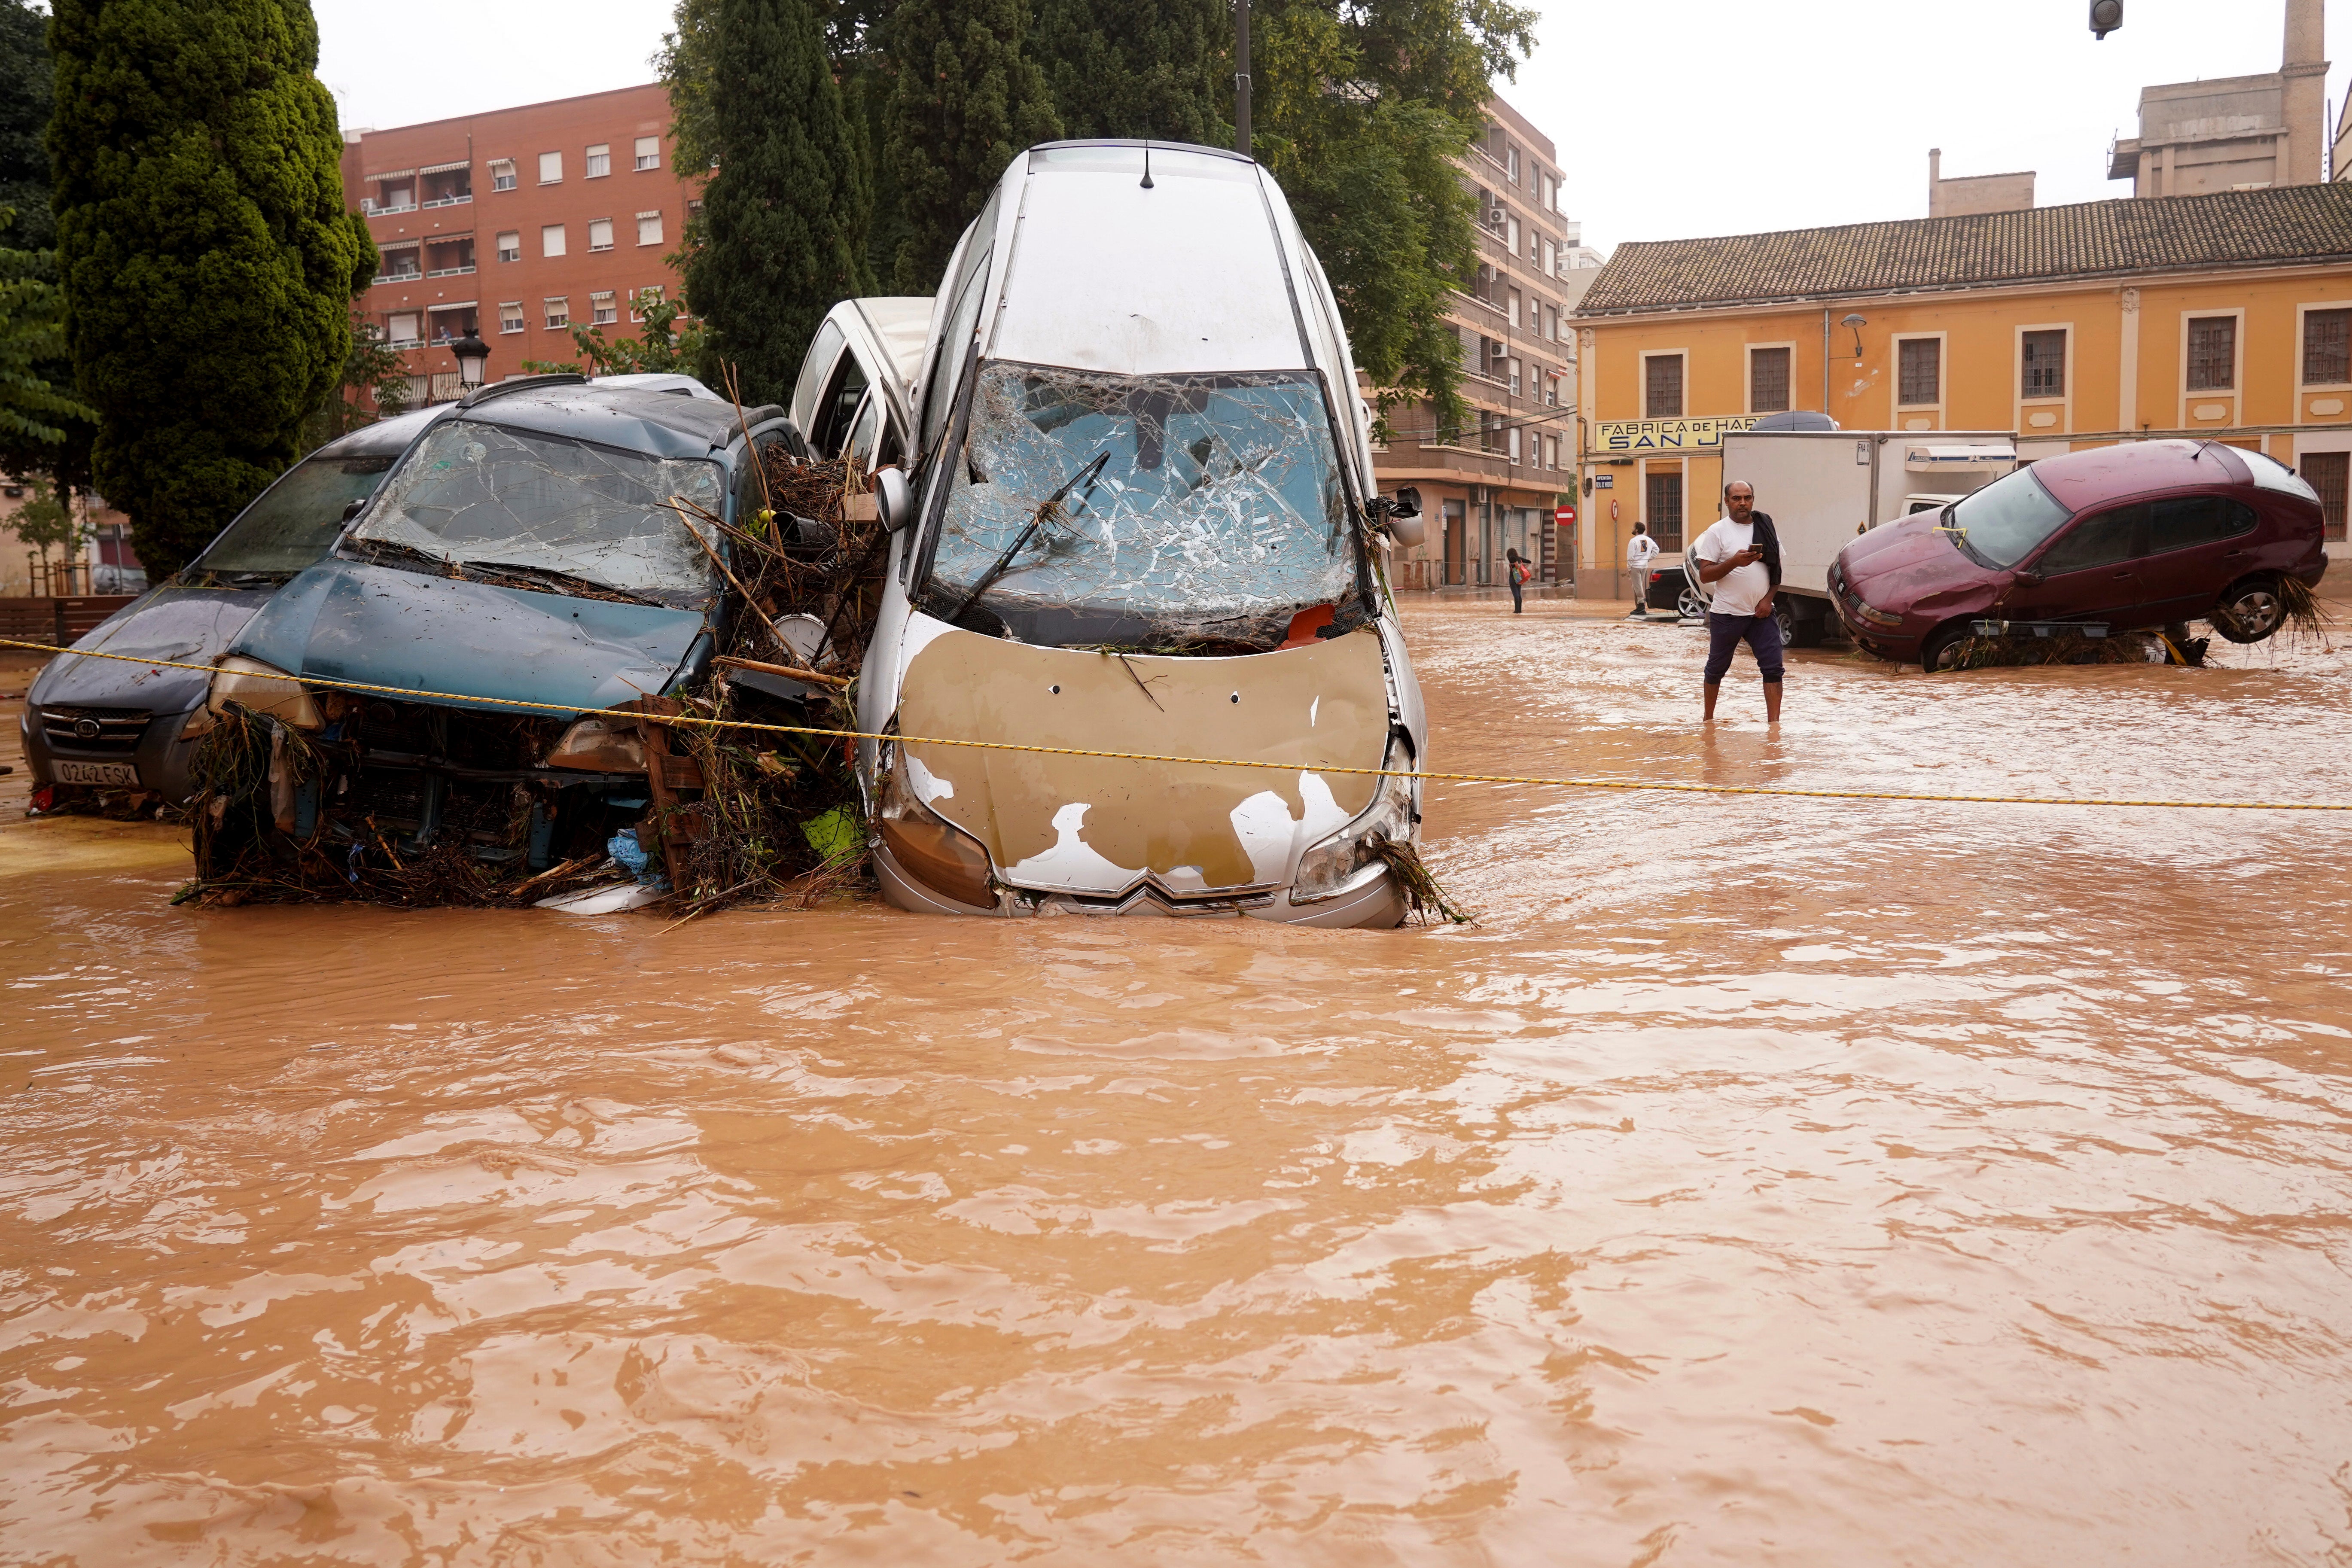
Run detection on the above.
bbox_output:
[1832,439,2328,672]
[22,404,452,813]
[195,376,809,880]
[831,140,1430,928]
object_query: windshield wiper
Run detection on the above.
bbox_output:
[946,449,1111,627]
[462,560,667,608]
[350,536,465,576]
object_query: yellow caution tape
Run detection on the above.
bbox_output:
[6,634,2348,812]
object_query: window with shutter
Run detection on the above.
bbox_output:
[2022,330,2066,398]
[2303,310,2350,385]
[2187,317,2236,390]
[1645,355,1682,419]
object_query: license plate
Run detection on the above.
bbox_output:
[55,761,141,787]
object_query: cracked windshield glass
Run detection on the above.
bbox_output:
[353,422,726,607]
[923,363,1358,645]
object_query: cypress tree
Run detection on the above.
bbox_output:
[0,0,54,251]
[47,0,374,576]
[680,0,874,407]
[1029,0,1227,147]
[883,0,1059,292]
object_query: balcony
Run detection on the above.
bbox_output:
[426,264,476,278]
[373,268,421,286]
[363,201,417,217]
[421,193,472,210]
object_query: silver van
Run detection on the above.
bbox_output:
[820,141,1428,927]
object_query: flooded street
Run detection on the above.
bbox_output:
[5,599,2352,1565]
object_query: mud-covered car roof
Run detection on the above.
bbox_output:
[2027,438,2249,509]
[450,381,790,460]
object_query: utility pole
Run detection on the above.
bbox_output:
[1235,0,1252,158]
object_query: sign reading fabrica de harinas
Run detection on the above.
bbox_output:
[1593,416,1760,452]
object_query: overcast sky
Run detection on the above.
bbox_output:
[313,0,2349,258]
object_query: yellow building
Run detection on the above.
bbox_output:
[1570,183,2352,596]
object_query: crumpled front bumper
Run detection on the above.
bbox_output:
[872,840,1407,928]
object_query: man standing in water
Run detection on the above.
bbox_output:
[1691,481,1781,723]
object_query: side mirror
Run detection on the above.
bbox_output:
[341,498,368,522]
[1388,512,1426,548]
[874,466,911,533]
[2014,569,2043,586]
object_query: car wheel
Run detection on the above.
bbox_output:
[1677,585,1707,620]
[2209,575,2285,644]
[1771,599,1801,648]
[1920,621,1971,673]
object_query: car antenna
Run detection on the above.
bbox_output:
[1140,141,1154,190]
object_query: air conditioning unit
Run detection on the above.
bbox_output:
[1487,207,1507,226]
[1487,340,1508,358]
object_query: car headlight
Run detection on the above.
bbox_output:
[877,745,997,908]
[1851,599,1903,628]
[207,655,324,730]
[1292,756,1416,903]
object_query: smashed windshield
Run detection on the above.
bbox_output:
[197,453,397,576]
[1947,467,2072,569]
[921,362,1357,647]
[352,421,727,608]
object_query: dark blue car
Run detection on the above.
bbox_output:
[22,404,449,808]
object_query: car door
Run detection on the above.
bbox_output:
[2007,501,2149,625]
[2133,491,2261,623]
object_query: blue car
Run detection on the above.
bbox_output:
[22,404,450,809]
[199,374,807,869]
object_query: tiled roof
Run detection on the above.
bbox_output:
[1572,183,2352,317]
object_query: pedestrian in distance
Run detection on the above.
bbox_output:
[1505,548,1532,614]
[1692,481,1785,724]
[1624,523,1658,618]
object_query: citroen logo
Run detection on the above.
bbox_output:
[72,717,101,740]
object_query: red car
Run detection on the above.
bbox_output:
[1830,440,2328,670]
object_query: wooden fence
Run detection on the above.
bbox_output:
[0,596,138,651]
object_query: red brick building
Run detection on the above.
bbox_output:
[340,84,703,402]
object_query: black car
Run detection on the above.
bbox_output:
[22,405,448,809]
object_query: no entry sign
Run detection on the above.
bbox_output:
[1554,505,1576,527]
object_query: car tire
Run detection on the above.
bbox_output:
[1771,599,1799,647]
[2209,575,2286,644]
[1920,621,1971,673]
[1677,585,1707,621]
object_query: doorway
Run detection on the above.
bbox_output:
[1443,500,1466,585]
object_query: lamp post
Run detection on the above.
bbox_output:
[450,329,491,394]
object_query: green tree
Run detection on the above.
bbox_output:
[0,0,52,253]
[883,0,1058,291]
[677,0,874,406]
[1028,0,1225,146]
[48,0,376,577]
[0,232,92,448]
[1253,0,1534,431]
[302,311,409,450]
[5,471,88,581]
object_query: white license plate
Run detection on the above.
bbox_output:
[55,761,141,787]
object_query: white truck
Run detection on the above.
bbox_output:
[1711,429,2018,645]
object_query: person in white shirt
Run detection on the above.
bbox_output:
[1690,481,1782,722]
[1624,523,1659,617]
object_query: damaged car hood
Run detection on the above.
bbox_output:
[1840,517,2004,604]
[231,560,710,717]
[30,584,278,715]
[897,621,1390,897]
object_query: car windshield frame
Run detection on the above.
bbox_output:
[190,450,403,579]
[346,417,728,610]
[913,360,1365,648]
[1944,466,2074,569]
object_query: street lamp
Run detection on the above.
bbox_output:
[449,329,491,393]
[1840,313,1868,360]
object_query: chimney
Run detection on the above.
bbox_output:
[1928,147,1942,215]
[2284,0,2329,184]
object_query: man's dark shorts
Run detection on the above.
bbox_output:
[1703,611,1784,685]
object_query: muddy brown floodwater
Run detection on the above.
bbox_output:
[4,599,2352,1565]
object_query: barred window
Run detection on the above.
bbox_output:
[1749,347,1790,414]
[1898,338,1940,406]
[2187,317,2236,391]
[1644,354,1683,419]
[2304,309,2350,385]
[2022,329,2066,398]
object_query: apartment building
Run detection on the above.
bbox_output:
[1570,182,2352,597]
[340,84,701,403]
[1376,93,1590,591]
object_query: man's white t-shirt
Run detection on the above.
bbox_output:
[1691,518,1772,618]
[1626,533,1659,578]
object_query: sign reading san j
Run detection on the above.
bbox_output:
[1593,416,1760,453]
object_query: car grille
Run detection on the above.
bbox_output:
[38,705,152,755]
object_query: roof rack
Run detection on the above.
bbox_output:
[459,372,589,409]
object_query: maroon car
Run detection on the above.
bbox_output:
[1830,440,2328,670]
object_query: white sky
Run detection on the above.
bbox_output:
[313,0,2350,259]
